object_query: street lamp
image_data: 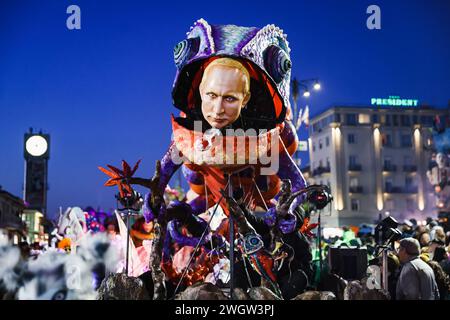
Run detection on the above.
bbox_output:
[291,78,321,119]
[290,77,322,166]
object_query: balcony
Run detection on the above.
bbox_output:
[348,164,362,171]
[384,186,402,193]
[384,186,418,194]
[403,186,418,193]
[312,166,331,176]
[383,164,397,172]
[403,165,417,172]
[349,186,363,193]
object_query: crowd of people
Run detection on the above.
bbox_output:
[311,218,450,300]
[3,196,450,301]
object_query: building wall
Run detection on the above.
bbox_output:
[308,106,447,227]
[0,189,26,243]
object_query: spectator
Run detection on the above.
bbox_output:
[400,221,415,238]
[104,216,120,240]
[427,260,450,300]
[433,246,450,277]
[433,227,446,244]
[429,239,446,261]
[418,232,431,247]
[396,238,440,300]
[388,252,401,296]
[18,241,30,260]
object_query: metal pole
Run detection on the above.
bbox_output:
[382,247,388,291]
[228,176,235,299]
[318,210,322,275]
[125,209,130,276]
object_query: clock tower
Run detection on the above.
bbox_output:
[23,128,50,216]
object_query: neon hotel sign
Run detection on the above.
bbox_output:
[371,96,419,107]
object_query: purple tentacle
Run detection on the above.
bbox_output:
[167,220,207,248]
[182,165,204,185]
[277,142,307,210]
[158,141,183,191]
[188,195,207,215]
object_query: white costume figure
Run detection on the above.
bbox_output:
[54,207,88,253]
[114,212,152,277]
[427,153,450,209]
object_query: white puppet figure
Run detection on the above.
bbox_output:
[427,153,450,209]
[0,233,119,300]
[55,207,88,252]
[114,212,152,277]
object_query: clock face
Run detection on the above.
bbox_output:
[26,135,48,157]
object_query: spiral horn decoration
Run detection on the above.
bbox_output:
[263,45,291,84]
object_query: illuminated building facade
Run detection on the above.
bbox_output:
[307,104,448,227]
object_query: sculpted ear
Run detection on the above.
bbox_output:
[243,92,251,106]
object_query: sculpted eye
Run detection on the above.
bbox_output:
[207,93,217,99]
[225,96,237,102]
[52,289,67,300]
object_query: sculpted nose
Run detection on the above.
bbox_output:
[212,98,224,114]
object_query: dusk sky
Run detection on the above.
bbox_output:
[1,0,449,219]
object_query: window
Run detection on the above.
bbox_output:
[350,177,359,188]
[385,178,393,190]
[401,134,412,147]
[326,157,330,168]
[393,115,399,126]
[346,114,357,125]
[312,122,321,133]
[383,157,392,168]
[326,136,330,147]
[382,134,393,147]
[405,176,414,186]
[351,199,360,211]
[348,133,356,144]
[349,155,358,166]
[334,114,341,123]
[313,144,316,152]
[385,115,391,126]
[421,116,433,127]
[371,114,379,124]
[358,114,370,124]
[401,115,410,127]
[319,139,323,149]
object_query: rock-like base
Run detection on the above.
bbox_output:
[97,273,151,300]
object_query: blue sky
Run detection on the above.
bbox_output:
[1,0,449,219]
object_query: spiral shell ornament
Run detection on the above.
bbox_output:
[263,45,291,84]
[174,37,200,69]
